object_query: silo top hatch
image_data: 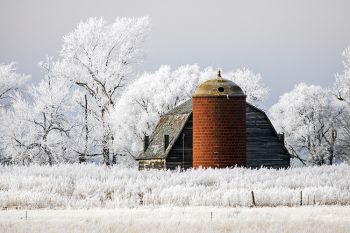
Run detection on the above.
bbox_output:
[193,70,245,97]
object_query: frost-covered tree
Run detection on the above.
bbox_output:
[50,17,150,164]
[334,46,350,162]
[40,57,99,163]
[335,46,350,104]
[1,77,78,165]
[0,63,29,109]
[0,63,30,163]
[111,65,268,158]
[269,83,345,165]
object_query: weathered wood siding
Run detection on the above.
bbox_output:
[246,104,290,168]
[166,115,193,169]
[139,159,165,170]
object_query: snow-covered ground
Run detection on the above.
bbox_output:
[0,164,349,209]
[1,206,350,233]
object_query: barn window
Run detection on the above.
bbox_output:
[218,87,224,92]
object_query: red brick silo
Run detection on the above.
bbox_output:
[192,72,246,168]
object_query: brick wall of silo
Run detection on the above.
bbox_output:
[192,96,246,168]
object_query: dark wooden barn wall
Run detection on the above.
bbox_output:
[245,105,290,168]
[166,115,193,169]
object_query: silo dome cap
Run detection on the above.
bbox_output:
[193,70,245,97]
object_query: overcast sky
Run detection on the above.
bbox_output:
[1,0,350,106]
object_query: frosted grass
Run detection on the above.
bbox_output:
[0,164,349,209]
[1,206,350,233]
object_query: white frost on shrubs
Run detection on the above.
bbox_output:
[0,164,349,209]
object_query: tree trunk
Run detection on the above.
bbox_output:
[328,145,334,165]
[79,95,88,163]
[328,130,337,165]
[112,154,117,165]
[45,147,53,166]
[103,146,110,165]
[101,108,110,165]
[43,137,53,166]
[329,154,334,165]
[42,113,53,165]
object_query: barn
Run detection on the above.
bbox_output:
[137,72,290,169]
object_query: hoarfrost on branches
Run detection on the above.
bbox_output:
[334,46,350,160]
[1,77,78,165]
[0,63,30,162]
[47,17,150,164]
[269,83,346,165]
[225,67,269,106]
[0,63,29,109]
[335,46,350,104]
[112,65,268,158]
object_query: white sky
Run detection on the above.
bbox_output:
[1,0,350,106]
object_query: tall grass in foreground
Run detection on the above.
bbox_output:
[0,164,349,209]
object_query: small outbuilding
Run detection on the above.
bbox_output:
[137,72,290,169]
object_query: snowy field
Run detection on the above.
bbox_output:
[0,164,350,209]
[1,206,350,233]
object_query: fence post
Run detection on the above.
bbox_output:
[300,190,303,206]
[251,191,256,206]
[138,192,144,205]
